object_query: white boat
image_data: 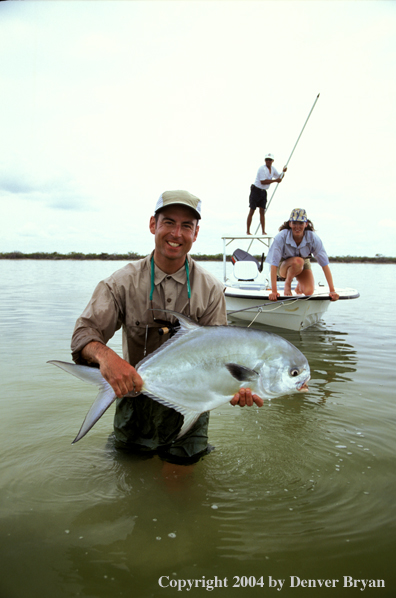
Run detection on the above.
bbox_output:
[222,235,360,331]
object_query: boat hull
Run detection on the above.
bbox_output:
[225,286,359,331]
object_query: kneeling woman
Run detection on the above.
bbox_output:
[265,209,339,302]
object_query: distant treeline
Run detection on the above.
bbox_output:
[0,251,395,263]
[0,251,224,261]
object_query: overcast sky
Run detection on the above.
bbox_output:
[1,0,395,257]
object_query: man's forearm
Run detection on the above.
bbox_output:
[81,341,116,365]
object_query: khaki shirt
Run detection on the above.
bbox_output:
[71,253,227,367]
[71,253,227,459]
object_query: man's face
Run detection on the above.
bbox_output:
[149,205,199,269]
[265,158,274,167]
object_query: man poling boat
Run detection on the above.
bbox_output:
[247,93,320,253]
[246,153,287,236]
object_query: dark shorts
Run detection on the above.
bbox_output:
[249,185,267,210]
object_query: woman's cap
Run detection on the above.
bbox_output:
[289,208,308,222]
[154,190,202,220]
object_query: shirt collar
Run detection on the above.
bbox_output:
[286,228,308,248]
[154,262,187,286]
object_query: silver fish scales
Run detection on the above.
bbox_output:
[48,312,310,443]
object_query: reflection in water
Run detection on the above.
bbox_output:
[241,320,358,404]
[291,325,358,402]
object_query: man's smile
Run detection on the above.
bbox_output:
[149,205,200,272]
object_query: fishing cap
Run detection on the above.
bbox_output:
[289,208,308,223]
[154,190,202,220]
[265,153,275,161]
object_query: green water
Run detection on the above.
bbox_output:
[0,261,395,597]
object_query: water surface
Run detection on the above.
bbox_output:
[0,261,395,597]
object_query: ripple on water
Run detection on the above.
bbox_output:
[0,435,133,516]
[202,399,394,561]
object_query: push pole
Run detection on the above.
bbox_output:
[247,93,320,252]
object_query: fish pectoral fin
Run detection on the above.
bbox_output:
[225,363,259,382]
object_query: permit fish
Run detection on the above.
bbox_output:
[48,312,310,444]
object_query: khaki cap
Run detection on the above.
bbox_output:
[154,190,202,220]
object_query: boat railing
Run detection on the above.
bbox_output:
[221,235,273,284]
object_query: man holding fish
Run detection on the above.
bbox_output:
[70,190,263,462]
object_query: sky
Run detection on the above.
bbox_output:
[1,0,395,258]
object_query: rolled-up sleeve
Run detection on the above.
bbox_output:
[71,280,124,363]
[198,283,227,326]
[189,261,227,326]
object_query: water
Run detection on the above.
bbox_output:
[0,260,395,597]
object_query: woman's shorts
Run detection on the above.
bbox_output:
[277,257,311,278]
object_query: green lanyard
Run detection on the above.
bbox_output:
[150,256,191,301]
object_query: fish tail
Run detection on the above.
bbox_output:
[47,360,117,443]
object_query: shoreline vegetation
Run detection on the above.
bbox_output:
[0,251,395,263]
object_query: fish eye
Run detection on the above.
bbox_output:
[290,368,300,377]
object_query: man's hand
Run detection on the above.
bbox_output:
[230,387,264,407]
[100,351,143,398]
[81,342,143,398]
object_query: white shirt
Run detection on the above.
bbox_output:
[254,164,280,190]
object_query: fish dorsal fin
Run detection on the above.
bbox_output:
[136,310,200,370]
[225,363,259,382]
[150,309,199,332]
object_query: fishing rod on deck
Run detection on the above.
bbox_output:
[247,93,320,253]
[227,294,312,317]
